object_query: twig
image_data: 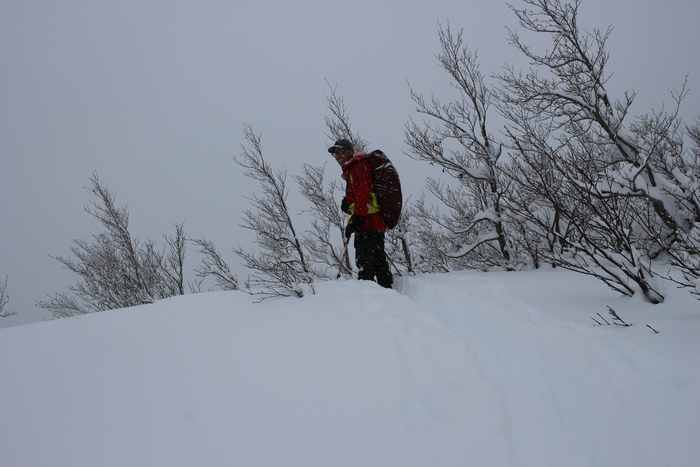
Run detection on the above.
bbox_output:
[597,312,611,325]
[646,324,659,334]
[607,306,631,327]
[591,316,603,326]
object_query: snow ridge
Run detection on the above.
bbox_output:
[1,269,698,466]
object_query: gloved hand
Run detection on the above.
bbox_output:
[345,214,364,239]
[340,197,349,214]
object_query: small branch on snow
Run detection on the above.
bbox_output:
[596,312,611,326]
[607,306,632,327]
[646,324,660,334]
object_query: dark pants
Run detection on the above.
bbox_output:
[354,229,393,288]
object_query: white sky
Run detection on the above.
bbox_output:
[2,0,699,325]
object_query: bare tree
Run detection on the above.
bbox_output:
[405,24,512,267]
[293,163,350,278]
[404,190,490,273]
[501,121,666,302]
[0,276,17,318]
[192,89,386,292]
[38,173,188,317]
[160,222,187,297]
[191,237,239,291]
[233,125,314,299]
[384,205,416,275]
[661,118,700,299]
[324,80,371,152]
[401,0,698,302]
[493,0,698,303]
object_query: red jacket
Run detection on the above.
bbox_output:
[342,153,387,233]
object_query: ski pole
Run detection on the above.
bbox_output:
[336,241,350,279]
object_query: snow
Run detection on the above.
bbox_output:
[1,268,698,466]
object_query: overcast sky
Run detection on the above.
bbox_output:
[2,0,699,326]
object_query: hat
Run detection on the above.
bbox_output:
[328,138,354,153]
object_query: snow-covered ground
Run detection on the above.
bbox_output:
[1,268,698,466]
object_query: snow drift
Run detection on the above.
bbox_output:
[1,269,698,466]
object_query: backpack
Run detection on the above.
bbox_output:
[365,150,402,229]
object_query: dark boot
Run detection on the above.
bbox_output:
[355,229,393,288]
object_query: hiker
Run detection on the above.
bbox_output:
[329,138,393,288]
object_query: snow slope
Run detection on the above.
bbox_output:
[1,269,698,466]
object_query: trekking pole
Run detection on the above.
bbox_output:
[336,215,352,279]
[336,240,350,279]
